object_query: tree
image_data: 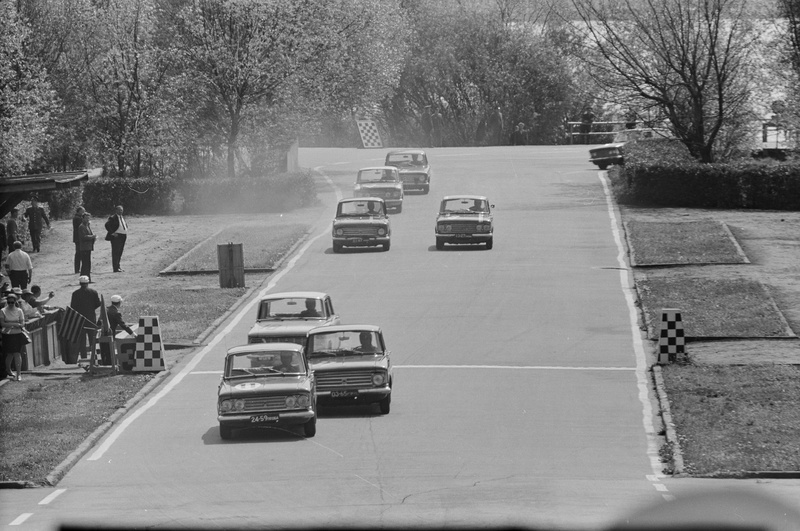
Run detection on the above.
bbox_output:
[570,0,762,162]
[0,1,59,176]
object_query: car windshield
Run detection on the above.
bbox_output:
[227,350,304,377]
[257,298,324,320]
[440,198,488,214]
[358,168,398,183]
[308,330,382,359]
[337,200,385,217]
[386,154,426,167]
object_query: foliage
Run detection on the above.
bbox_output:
[570,0,763,162]
[82,176,175,216]
[42,186,83,220]
[0,1,59,176]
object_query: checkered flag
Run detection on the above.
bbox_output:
[59,306,96,345]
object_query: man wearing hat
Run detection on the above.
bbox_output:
[70,276,101,360]
[77,211,97,281]
[5,241,32,290]
[107,295,136,336]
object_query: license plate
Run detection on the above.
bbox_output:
[455,234,472,238]
[250,414,279,423]
[331,390,358,398]
[349,238,362,243]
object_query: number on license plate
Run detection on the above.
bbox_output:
[331,390,358,398]
[250,414,279,423]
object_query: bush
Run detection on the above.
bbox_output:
[41,187,83,220]
[609,140,800,210]
[81,176,175,216]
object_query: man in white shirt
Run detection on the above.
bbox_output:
[5,241,32,289]
[105,205,128,273]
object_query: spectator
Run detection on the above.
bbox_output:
[625,109,637,129]
[24,198,50,253]
[78,212,96,282]
[5,241,32,289]
[29,285,55,312]
[0,217,5,262]
[106,294,136,336]
[70,276,100,360]
[487,106,505,145]
[19,289,41,320]
[1,292,26,381]
[6,208,19,254]
[579,106,595,144]
[432,108,444,147]
[104,205,128,273]
[72,206,85,274]
[510,122,527,146]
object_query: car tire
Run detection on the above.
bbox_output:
[333,242,343,253]
[486,238,493,250]
[219,424,233,440]
[395,204,402,214]
[383,241,391,251]
[436,238,444,250]
[423,185,430,194]
[598,163,609,170]
[303,417,317,438]
[379,395,391,415]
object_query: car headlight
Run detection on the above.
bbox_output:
[234,399,245,411]
[219,400,232,413]
[335,228,344,236]
[372,373,386,386]
[438,224,451,233]
[378,228,386,236]
[296,394,311,408]
[285,395,298,408]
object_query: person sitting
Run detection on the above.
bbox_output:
[469,199,486,212]
[273,352,301,373]
[366,201,379,215]
[19,289,42,319]
[354,331,379,353]
[29,285,55,312]
[299,298,321,318]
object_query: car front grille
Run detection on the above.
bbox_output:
[340,226,379,236]
[402,173,427,184]
[242,395,289,412]
[448,222,479,233]
[316,370,374,390]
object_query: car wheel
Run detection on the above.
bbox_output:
[486,238,493,250]
[333,242,343,253]
[436,238,444,250]
[219,424,233,440]
[395,204,402,214]
[379,395,391,415]
[598,163,609,170]
[303,417,317,438]
[383,241,391,251]
[423,185,430,194]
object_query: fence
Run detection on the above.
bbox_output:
[566,121,632,144]
[21,309,71,371]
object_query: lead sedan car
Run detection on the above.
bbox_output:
[384,149,431,194]
[217,343,317,439]
[306,325,393,414]
[332,197,391,252]
[589,128,671,169]
[435,195,494,250]
[354,166,404,213]
[247,291,340,345]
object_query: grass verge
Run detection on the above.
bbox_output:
[625,220,747,266]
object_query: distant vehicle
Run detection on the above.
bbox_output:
[247,291,340,345]
[354,166,404,213]
[217,343,317,439]
[332,197,391,253]
[384,149,431,194]
[306,325,393,414]
[435,195,494,250]
[588,128,672,169]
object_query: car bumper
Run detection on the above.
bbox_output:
[333,236,390,247]
[436,233,492,244]
[402,183,428,191]
[218,409,315,428]
[316,386,391,403]
[589,155,623,167]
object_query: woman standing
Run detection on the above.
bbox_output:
[1,292,26,381]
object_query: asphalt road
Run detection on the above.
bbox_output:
[3,146,799,530]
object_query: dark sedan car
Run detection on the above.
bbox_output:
[435,195,494,250]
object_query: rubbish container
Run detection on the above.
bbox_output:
[218,242,245,288]
[115,332,138,371]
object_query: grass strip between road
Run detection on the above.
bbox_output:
[625,220,747,266]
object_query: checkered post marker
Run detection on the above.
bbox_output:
[133,316,166,372]
[658,309,685,364]
[356,120,383,148]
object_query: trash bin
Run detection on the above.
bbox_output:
[115,332,138,371]
[218,242,245,288]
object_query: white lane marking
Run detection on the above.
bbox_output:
[38,489,66,505]
[9,514,32,525]
[397,365,634,371]
[87,180,338,461]
[599,172,667,483]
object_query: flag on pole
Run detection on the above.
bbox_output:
[98,295,112,338]
[59,306,95,345]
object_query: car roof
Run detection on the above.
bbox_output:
[226,343,305,356]
[358,166,398,172]
[338,197,386,204]
[308,324,382,335]
[386,149,426,155]
[258,291,329,301]
[441,194,489,201]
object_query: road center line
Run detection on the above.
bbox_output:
[38,489,66,505]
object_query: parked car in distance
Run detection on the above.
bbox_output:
[217,343,317,439]
[354,166,404,213]
[247,291,339,345]
[332,197,391,253]
[384,149,431,194]
[588,128,672,169]
[435,195,494,250]
[306,325,393,414]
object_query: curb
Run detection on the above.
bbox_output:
[651,365,686,476]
